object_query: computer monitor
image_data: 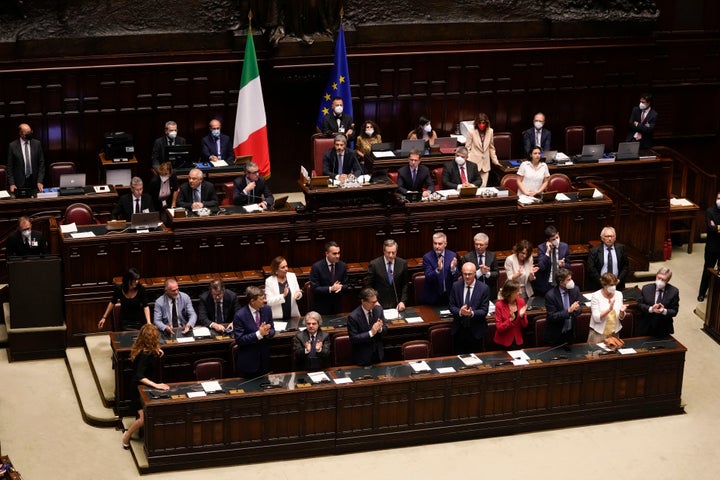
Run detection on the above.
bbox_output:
[165,144,193,168]
[103,132,135,161]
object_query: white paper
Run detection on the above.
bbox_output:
[357,174,371,184]
[439,309,451,316]
[409,361,431,372]
[187,391,207,398]
[508,350,530,361]
[201,381,222,393]
[307,371,331,383]
[383,308,400,320]
[333,377,353,384]
[61,223,78,234]
[596,342,613,351]
[211,159,229,167]
[512,358,530,366]
[436,189,457,197]
[556,152,570,160]
[243,204,263,213]
[273,321,288,332]
[436,367,456,374]
[0,190,10,199]
[555,192,571,201]
[192,327,211,337]
[36,191,58,198]
[518,194,540,205]
[488,301,496,315]
[618,348,637,355]
[176,336,195,343]
[70,231,95,238]
[373,151,395,158]
[592,188,603,199]
[405,316,424,324]
[458,353,482,366]
[93,185,111,193]
[670,198,695,207]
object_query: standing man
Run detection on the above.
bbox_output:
[233,161,274,209]
[322,134,363,182]
[200,118,235,164]
[6,216,48,257]
[698,192,720,302]
[177,168,219,210]
[233,286,275,378]
[309,241,349,314]
[365,239,409,311]
[638,267,679,337]
[544,268,582,348]
[587,226,629,291]
[449,263,490,354]
[396,149,434,198]
[533,225,571,296]
[522,112,552,156]
[422,232,460,305]
[462,232,499,300]
[151,120,186,169]
[442,146,483,190]
[111,177,154,221]
[321,96,355,141]
[293,311,332,371]
[347,288,387,366]
[7,123,45,193]
[198,279,239,333]
[153,278,197,335]
[626,93,658,149]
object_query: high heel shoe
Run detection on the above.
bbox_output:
[122,442,130,450]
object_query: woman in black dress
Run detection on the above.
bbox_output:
[98,268,150,331]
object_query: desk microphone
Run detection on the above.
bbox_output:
[640,339,672,350]
[237,372,274,388]
[536,343,570,361]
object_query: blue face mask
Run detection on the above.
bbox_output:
[211,129,220,137]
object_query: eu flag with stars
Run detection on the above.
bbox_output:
[317,25,353,130]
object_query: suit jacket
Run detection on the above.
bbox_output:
[292,329,331,371]
[322,148,363,178]
[465,127,498,172]
[522,127,552,155]
[151,135,187,168]
[265,272,303,319]
[347,304,387,366]
[637,283,679,337]
[442,161,482,189]
[396,164,434,195]
[309,259,349,314]
[544,285,582,346]
[462,249,499,299]
[153,292,197,331]
[586,242,629,291]
[233,305,275,376]
[112,193,155,221]
[7,138,45,188]
[533,241,571,296]
[147,173,179,211]
[321,113,355,141]
[365,256,409,309]
[422,249,460,305]
[233,175,274,206]
[177,180,219,209]
[6,230,48,257]
[197,289,239,327]
[200,133,235,163]
[493,297,529,347]
[626,107,658,149]
[448,279,490,340]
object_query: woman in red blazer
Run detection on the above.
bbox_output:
[493,280,529,349]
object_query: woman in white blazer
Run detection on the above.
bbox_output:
[465,112,500,187]
[589,272,626,345]
[265,256,303,320]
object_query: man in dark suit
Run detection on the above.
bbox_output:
[321,96,355,141]
[365,239,409,311]
[347,288,387,366]
[587,226,629,291]
[233,286,275,378]
[637,267,679,337]
[6,216,48,257]
[177,168,219,210]
[533,225,571,296]
[233,161,274,209]
[698,192,720,302]
[544,268,582,347]
[309,241,349,314]
[111,177,155,221]
[449,263,490,354]
[322,134,363,181]
[397,149,434,198]
[462,232,499,300]
[200,118,235,163]
[6,123,45,193]
[522,112,552,156]
[442,146,483,190]
[198,279,239,333]
[293,311,332,371]
[422,232,460,305]
[626,93,658,149]
[151,120,187,169]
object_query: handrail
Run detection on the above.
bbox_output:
[653,146,717,209]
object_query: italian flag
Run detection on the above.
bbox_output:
[233,32,270,177]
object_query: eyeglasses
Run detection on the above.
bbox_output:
[247,170,259,175]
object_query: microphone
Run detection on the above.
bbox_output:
[535,342,570,361]
[640,339,672,350]
[237,372,273,387]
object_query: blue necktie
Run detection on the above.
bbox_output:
[387,262,393,284]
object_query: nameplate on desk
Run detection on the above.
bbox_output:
[436,367,456,374]
[405,317,424,324]
[37,191,59,198]
[94,185,111,193]
[176,337,195,343]
[187,391,207,398]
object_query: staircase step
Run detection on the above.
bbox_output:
[65,347,118,427]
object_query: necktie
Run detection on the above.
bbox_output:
[411,168,417,184]
[478,254,485,281]
[171,299,178,327]
[135,198,140,214]
[24,141,31,177]
[536,130,541,147]
[561,290,571,333]
[460,165,467,184]
[309,334,317,358]
[216,138,221,157]
[25,235,29,246]
[338,154,344,174]
[657,289,664,303]
[194,188,201,203]
[550,247,558,286]
[464,285,472,306]
[387,262,393,284]
[438,254,446,293]
[367,310,372,326]
[215,302,222,323]
[640,110,648,123]
[329,263,335,282]
[606,247,614,275]
[254,309,261,327]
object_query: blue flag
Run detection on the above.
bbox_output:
[317,25,353,130]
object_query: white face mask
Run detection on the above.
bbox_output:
[564,279,575,290]
[715,199,720,209]
[655,279,666,290]
[168,131,178,139]
[334,105,343,115]
[606,285,616,294]
[551,238,560,248]
[639,102,648,110]
[534,121,543,130]
[455,156,466,166]
[423,124,432,133]
[365,129,374,136]
[21,229,31,239]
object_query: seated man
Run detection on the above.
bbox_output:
[522,112,552,156]
[197,279,240,333]
[177,168,219,210]
[200,118,235,164]
[153,278,197,335]
[322,134,363,182]
[6,216,49,257]
[233,161,274,209]
[544,268,582,348]
[111,176,154,221]
[292,311,332,371]
[347,288,387,366]
[321,96,355,141]
[442,146,482,190]
[151,120,186,169]
[533,225,571,296]
[396,149,434,198]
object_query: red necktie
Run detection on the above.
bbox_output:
[460,165,467,184]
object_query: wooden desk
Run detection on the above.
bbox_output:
[299,180,399,212]
[138,336,686,473]
[99,152,138,186]
[364,152,454,173]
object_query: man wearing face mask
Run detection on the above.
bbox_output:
[544,268,582,348]
[6,123,45,193]
[321,97,355,141]
[465,113,500,187]
[697,193,720,302]
[637,267,679,338]
[6,216,49,257]
[522,112,552,156]
[625,93,658,149]
[151,120,186,169]
[200,119,235,164]
[533,225,571,296]
[442,146,482,190]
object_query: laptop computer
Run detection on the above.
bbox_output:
[397,139,426,157]
[575,144,605,163]
[271,195,289,210]
[370,142,393,152]
[435,137,458,155]
[542,150,558,163]
[130,211,161,230]
[59,173,87,196]
[615,142,640,161]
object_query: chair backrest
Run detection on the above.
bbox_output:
[333,334,353,366]
[575,312,591,343]
[534,317,547,347]
[109,301,122,331]
[402,340,430,360]
[564,126,585,156]
[312,134,335,175]
[595,125,615,152]
[494,131,512,161]
[412,272,426,305]
[388,171,398,184]
[568,261,586,292]
[547,173,571,193]
[500,173,520,194]
[193,358,224,381]
[221,181,234,206]
[431,167,443,192]
[428,324,453,357]
[483,323,502,352]
[620,311,634,338]
[63,202,96,225]
[0,164,6,190]
[303,281,314,314]
[50,162,76,188]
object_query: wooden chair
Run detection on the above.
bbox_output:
[547,173,572,193]
[402,340,430,360]
[431,167,444,191]
[221,181,234,206]
[595,125,615,152]
[63,202,99,225]
[333,334,353,366]
[311,133,334,175]
[494,132,512,161]
[500,173,520,194]
[564,126,585,156]
[428,324,452,357]
[49,161,76,188]
[193,358,224,381]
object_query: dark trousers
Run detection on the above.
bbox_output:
[699,248,720,296]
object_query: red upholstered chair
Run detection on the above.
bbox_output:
[412,272,426,305]
[63,202,98,225]
[193,358,224,381]
[303,281,314,314]
[547,173,572,193]
[534,317,547,347]
[493,132,512,161]
[49,161,76,187]
[388,171,398,184]
[333,334,354,366]
[620,311,634,338]
[564,126,585,156]
[595,125,615,152]
[569,261,585,292]
[402,340,430,360]
[428,324,453,357]
[500,173,520,194]
[432,167,444,191]
[312,134,335,175]
[575,313,591,343]
[0,164,6,190]
[221,181,234,206]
